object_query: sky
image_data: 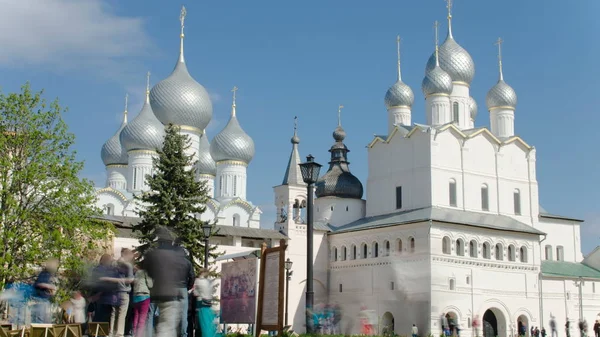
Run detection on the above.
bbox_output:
[0,0,598,253]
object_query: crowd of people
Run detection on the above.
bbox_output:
[6,226,216,337]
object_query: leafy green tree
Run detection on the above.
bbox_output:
[0,83,109,290]
[134,123,217,272]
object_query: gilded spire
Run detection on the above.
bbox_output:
[445,0,453,38]
[179,5,187,63]
[291,116,300,144]
[337,104,344,126]
[146,71,151,101]
[282,115,304,185]
[123,93,128,123]
[434,21,440,67]
[396,35,402,81]
[231,86,238,117]
[495,37,504,81]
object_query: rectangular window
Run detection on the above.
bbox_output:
[133,168,138,190]
[514,190,522,215]
[390,281,394,290]
[453,102,459,123]
[395,186,402,209]
[481,186,489,211]
[556,246,564,261]
[449,181,457,207]
[339,284,342,293]
[233,176,237,196]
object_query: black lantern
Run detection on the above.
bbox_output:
[201,222,212,238]
[201,223,212,268]
[285,258,293,271]
[299,154,322,184]
[284,257,293,326]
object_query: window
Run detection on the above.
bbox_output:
[442,236,451,254]
[339,284,343,292]
[341,246,347,261]
[482,242,491,259]
[469,240,478,258]
[133,168,138,190]
[520,246,528,263]
[593,283,596,293]
[233,176,237,196]
[391,281,395,290]
[481,184,489,211]
[466,276,470,285]
[545,245,553,261]
[396,186,402,209]
[219,176,223,193]
[410,237,415,253]
[232,214,240,227]
[105,204,114,216]
[456,239,464,256]
[346,206,349,211]
[449,278,456,290]
[384,240,390,256]
[508,245,516,261]
[330,206,333,211]
[495,243,503,261]
[556,246,564,261]
[398,239,403,254]
[468,318,472,328]
[362,243,368,259]
[514,189,522,215]
[333,247,338,262]
[453,102,459,123]
[449,179,457,207]
[372,242,379,258]
[351,245,357,260]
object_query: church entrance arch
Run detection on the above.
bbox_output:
[483,308,507,337]
[381,312,394,335]
[517,315,529,337]
[446,312,459,336]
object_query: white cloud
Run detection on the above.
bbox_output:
[0,0,152,79]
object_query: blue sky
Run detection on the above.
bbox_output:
[1,0,598,253]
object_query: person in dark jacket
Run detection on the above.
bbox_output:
[173,239,195,337]
[143,227,188,337]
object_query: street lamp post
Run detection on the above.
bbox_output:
[284,258,293,326]
[298,154,322,334]
[202,223,212,269]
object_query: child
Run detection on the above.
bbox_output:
[70,291,87,325]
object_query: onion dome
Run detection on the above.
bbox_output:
[101,96,129,166]
[120,75,166,152]
[468,96,478,120]
[422,66,453,97]
[385,36,414,109]
[425,9,475,84]
[197,129,216,176]
[149,6,213,131]
[209,88,255,164]
[486,38,517,110]
[315,110,363,199]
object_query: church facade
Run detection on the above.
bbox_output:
[93,4,600,337]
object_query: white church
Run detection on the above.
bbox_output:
[94,4,600,337]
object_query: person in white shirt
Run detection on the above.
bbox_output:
[193,270,215,337]
[412,323,419,337]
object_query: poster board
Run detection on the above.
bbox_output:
[220,258,258,324]
[255,239,286,337]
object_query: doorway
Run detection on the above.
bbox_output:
[483,310,498,337]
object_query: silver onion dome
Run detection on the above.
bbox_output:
[468,96,478,120]
[210,103,255,164]
[385,80,414,109]
[426,35,475,84]
[486,80,517,110]
[422,65,453,97]
[197,130,216,176]
[120,94,166,152]
[101,112,128,166]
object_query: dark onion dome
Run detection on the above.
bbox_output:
[315,124,363,199]
[149,8,212,131]
[209,97,255,164]
[120,88,165,152]
[197,129,216,176]
[101,100,128,165]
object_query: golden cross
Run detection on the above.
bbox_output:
[337,105,344,126]
[124,93,129,112]
[180,6,187,33]
[495,37,504,80]
[445,0,453,18]
[396,35,401,81]
[146,71,151,93]
[231,86,238,105]
[294,116,298,133]
[434,21,439,47]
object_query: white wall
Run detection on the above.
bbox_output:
[315,197,365,228]
[537,218,583,263]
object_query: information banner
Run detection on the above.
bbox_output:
[220,258,258,324]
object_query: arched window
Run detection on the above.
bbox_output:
[556,246,564,261]
[333,247,338,262]
[495,243,503,261]
[514,189,522,215]
[410,237,415,253]
[362,243,368,259]
[372,242,379,258]
[469,240,478,258]
[482,242,491,259]
[233,176,238,196]
[453,102,459,123]
[545,245,553,260]
[508,245,516,261]
[456,239,464,256]
[520,246,528,263]
[398,239,403,254]
[481,184,489,211]
[351,245,357,260]
[384,240,390,256]
[232,214,241,227]
[449,278,456,290]
[105,204,114,216]
[449,179,457,207]
[442,236,451,254]
[341,246,347,261]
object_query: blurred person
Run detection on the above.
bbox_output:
[566,318,571,337]
[111,248,135,337]
[193,269,215,337]
[412,324,418,337]
[144,226,188,337]
[551,316,558,337]
[32,258,59,323]
[92,254,120,332]
[133,262,153,337]
[174,239,195,337]
[594,320,599,337]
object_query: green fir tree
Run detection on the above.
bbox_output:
[134,123,218,271]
